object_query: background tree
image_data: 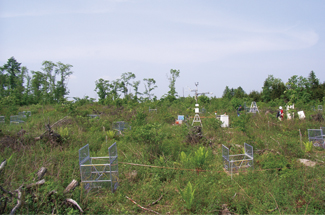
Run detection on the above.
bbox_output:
[95,78,110,103]
[120,72,136,98]
[167,69,180,100]
[222,86,234,100]
[55,62,73,102]
[143,78,157,100]
[132,80,142,101]
[41,61,57,103]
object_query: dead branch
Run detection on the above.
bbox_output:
[0,185,19,199]
[36,167,47,180]
[64,179,78,194]
[66,198,84,213]
[35,116,69,140]
[26,179,45,189]
[0,159,6,173]
[268,192,281,215]
[147,194,163,207]
[126,196,160,214]
[9,185,23,215]
[48,190,57,197]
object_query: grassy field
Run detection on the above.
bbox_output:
[1,99,325,214]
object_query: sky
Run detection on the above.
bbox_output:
[1,0,325,100]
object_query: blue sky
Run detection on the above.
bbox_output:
[1,0,324,100]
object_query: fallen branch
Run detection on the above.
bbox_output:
[66,198,84,213]
[0,159,7,173]
[268,192,281,215]
[147,194,163,207]
[64,179,78,194]
[0,185,20,200]
[126,196,160,214]
[36,167,47,180]
[36,116,69,140]
[9,185,23,215]
[26,179,45,189]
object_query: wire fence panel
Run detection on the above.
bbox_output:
[10,115,25,124]
[112,121,131,132]
[318,105,323,111]
[245,143,253,159]
[222,145,229,170]
[19,111,31,118]
[109,142,119,192]
[308,129,324,148]
[321,127,325,137]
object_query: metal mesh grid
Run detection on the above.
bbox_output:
[88,114,100,119]
[318,105,323,111]
[109,143,119,192]
[112,121,130,132]
[79,143,119,192]
[19,111,31,117]
[222,143,254,178]
[308,129,324,147]
[0,116,4,124]
[321,127,325,137]
[10,115,25,124]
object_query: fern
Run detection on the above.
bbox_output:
[303,141,313,152]
[178,181,195,210]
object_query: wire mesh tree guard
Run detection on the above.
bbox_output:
[222,143,254,179]
[79,143,119,192]
[318,105,323,112]
[308,129,324,148]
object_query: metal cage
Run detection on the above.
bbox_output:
[10,115,25,124]
[19,111,31,118]
[308,129,324,148]
[112,121,131,132]
[79,143,119,192]
[222,143,254,179]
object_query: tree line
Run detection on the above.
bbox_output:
[222,71,325,104]
[1,56,324,108]
[0,57,72,106]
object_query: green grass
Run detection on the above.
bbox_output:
[1,101,325,214]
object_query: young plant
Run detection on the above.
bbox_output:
[193,147,209,169]
[106,130,115,139]
[178,181,195,210]
[303,141,313,153]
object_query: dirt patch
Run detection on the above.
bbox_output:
[0,135,25,151]
[310,113,324,122]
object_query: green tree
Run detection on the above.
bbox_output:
[41,61,57,103]
[167,69,180,99]
[262,75,285,102]
[120,72,136,97]
[55,62,73,102]
[222,86,234,100]
[132,80,142,101]
[95,78,110,102]
[143,78,157,100]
